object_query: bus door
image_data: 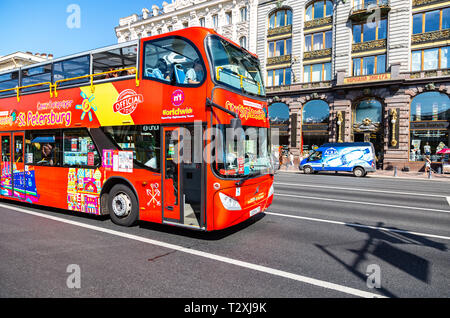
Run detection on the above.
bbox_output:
[12,132,25,200]
[162,127,182,223]
[162,125,204,228]
[0,133,11,197]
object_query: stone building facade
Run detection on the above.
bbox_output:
[258,0,450,171]
[115,0,259,53]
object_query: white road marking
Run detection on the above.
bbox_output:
[274,182,448,198]
[265,211,450,241]
[447,197,450,206]
[0,203,384,298]
[274,193,450,214]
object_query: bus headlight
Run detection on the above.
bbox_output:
[268,184,274,197]
[219,192,241,211]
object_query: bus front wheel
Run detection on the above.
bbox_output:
[108,184,139,227]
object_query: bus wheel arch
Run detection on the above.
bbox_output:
[101,177,140,226]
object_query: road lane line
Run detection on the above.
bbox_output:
[274,182,448,198]
[0,202,384,298]
[265,211,450,241]
[447,197,450,206]
[274,193,450,214]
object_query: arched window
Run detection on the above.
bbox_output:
[269,102,290,147]
[302,100,330,155]
[355,98,382,124]
[269,9,293,29]
[305,0,333,22]
[410,92,450,162]
[302,100,330,123]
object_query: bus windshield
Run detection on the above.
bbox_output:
[207,36,265,97]
[215,125,271,178]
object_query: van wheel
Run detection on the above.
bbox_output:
[353,167,365,178]
[304,166,313,174]
[108,184,139,227]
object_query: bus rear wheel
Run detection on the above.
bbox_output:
[108,184,139,227]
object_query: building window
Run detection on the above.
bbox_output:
[305,31,332,51]
[352,54,386,76]
[355,99,382,124]
[225,11,233,25]
[199,17,205,27]
[305,0,333,22]
[412,7,450,34]
[353,18,387,43]
[268,38,292,57]
[240,36,247,49]
[267,68,292,87]
[303,62,332,82]
[412,46,449,71]
[212,14,219,28]
[182,22,189,28]
[240,7,248,22]
[167,26,173,32]
[268,9,293,29]
[410,92,450,162]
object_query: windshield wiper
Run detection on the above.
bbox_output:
[235,173,254,187]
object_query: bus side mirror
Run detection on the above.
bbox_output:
[230,117,242,130]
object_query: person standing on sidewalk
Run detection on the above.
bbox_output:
[289,152,294,170]
[425,155,432,174]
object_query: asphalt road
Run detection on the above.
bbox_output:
[0,171,449,299]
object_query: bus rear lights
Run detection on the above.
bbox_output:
[218,192,241,211]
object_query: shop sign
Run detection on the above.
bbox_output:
[344,73,391,84]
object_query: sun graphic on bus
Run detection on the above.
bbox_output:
[76,91,97,121]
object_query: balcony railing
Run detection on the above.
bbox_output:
[350,0,390,21]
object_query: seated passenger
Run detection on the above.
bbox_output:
[185,59,203,84]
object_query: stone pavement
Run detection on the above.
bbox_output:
[277,164,450,181]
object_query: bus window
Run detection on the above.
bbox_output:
[53,55,90,86]
[93,44,137,79]
[0,71,19,96]
[62,129,100,166]
[143,37,205,85]
[102,125,160,171]
[21,64,52,92]
[26,131,62,166]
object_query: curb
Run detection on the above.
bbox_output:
[275,170,450,182]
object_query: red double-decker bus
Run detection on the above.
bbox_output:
[0,27,273,231]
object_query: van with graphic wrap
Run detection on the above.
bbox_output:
[299,142,376,177]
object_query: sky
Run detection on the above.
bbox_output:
[0,0,165,58]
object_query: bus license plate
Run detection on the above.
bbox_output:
[250,206,261,217]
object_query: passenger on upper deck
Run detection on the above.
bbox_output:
[185,59,203,84]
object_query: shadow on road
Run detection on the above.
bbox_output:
[316,222,448,298]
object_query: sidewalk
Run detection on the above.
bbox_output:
[277,165,450,181]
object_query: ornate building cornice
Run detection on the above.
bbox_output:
[411,29,450,45]
[304,16,332,30]
[267,54,292,66]
[303,48,332,61]
[352,39,387,53]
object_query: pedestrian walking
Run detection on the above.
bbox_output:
[289,152,294,169]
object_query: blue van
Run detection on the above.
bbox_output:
[299,142,376,177]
